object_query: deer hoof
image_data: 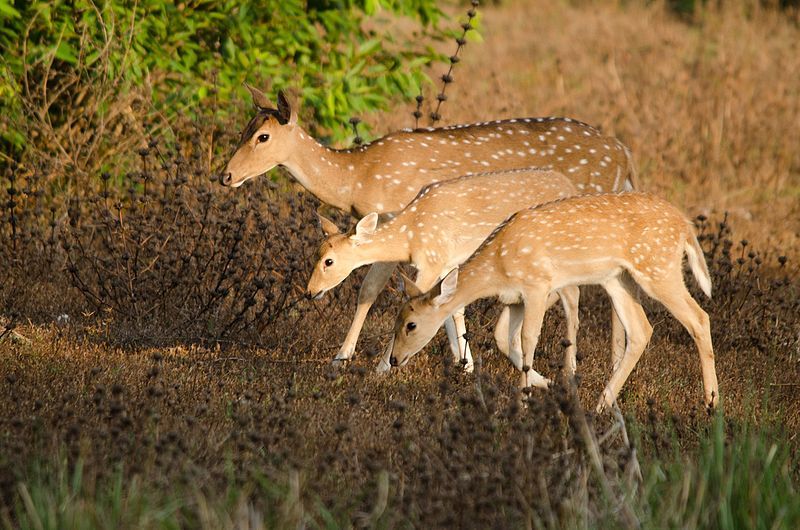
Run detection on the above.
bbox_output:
[375,359,392,374]
[333,345,355,363]
[331,357,350,369]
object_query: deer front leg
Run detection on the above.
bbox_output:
[493,306,511,357]
[503,298,551,372]
[611,306,626,372]
[334,261,397,366]
[413,268,473,373]
[520,289,551,389]
[503,303,525,370]
[443,316,461,363]
[376,336,394,373]
[557,286,580,376]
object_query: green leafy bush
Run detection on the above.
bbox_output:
[0,0,452,175]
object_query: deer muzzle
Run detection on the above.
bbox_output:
[219,172,233,186]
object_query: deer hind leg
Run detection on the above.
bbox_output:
[494,306,511,357]
[335,261,397,365]
[596,276,653,413]
[610,272,636,371]
[557,286,580,376]
[520,288,551,389]
[640,271,719,410]
[611,305,626,372]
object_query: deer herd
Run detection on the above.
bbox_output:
[219,85,719,413]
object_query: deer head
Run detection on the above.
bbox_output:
[219,85,298,187]
[388,268,459,367]
[306,213,379,299]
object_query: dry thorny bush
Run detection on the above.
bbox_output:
[2,123,365,351]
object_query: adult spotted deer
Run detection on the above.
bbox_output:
[220,86,637,366]
[387,193,719,412]
[307,168,584,372]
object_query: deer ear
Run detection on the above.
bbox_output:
[399,271,423,299]
[245,83,273,110]
[432,268,459,307]
[316,214,340,236]
[352,212,378,241]
[277,90,297,125]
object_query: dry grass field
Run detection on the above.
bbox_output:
[384,0,800,249]
[1,0,799,528]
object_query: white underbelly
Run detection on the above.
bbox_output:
[497,289,523,305]
[549,258,625,290]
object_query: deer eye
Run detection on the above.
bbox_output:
[257,133,270,143]
[406,322,417,332]
[324,258,334,267]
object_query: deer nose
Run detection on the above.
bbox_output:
[389,356,399,367]
[306,289,325,301]
[219,172,233,186]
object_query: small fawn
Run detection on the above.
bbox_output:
[306,168,588,372]
[387,193,718,412]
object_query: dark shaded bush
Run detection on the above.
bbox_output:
[664,0,799,21]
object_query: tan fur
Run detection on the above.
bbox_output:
[307,169,590,371]
[389,193,718,412]
[222,88,636,365]
[220,90,636,214]
[307,169,578,295]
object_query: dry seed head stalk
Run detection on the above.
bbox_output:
[429,0,479,126]
[412,93,425,128]
[349,116,363,146]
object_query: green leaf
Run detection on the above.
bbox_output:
[0,0,21,19]
[55,41,78,64]
[356,38,381,57]
[364,0,381,16]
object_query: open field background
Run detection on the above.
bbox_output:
[1,0,800,527]
[383,0,800,249]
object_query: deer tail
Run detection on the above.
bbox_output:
[684,230,712,298]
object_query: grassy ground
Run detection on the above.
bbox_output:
[2,0,800,527]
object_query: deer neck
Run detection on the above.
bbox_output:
[437,258,507,318]
[352,232,412,265]
[281,129,358,213]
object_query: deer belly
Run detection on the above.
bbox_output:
[549,257,624,289]
[497,289,523,305]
